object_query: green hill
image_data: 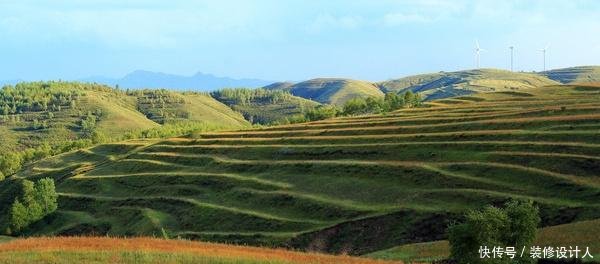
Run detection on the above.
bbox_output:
[0,82,249,153]
[263,82,294,91]
[378,69,559,100]
[211,88,319,125]
[541,66,600,84]
[2,84,599,257]
[286,78,384,105]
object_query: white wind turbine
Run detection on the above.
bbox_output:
[539,44,549,71]
[475,40,485,68]
[509,45,515,72]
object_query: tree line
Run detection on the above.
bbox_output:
[278,91,423,124]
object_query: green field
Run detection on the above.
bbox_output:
[1,84,599,259]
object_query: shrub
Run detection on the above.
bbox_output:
[7,178,59,234]
[448,200,540,264]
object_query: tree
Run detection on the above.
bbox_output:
[305,105,338,121]
[404,90,415,106]
[448,200,540,264]
[35,178,58,215]
[384,92,404,111]
[9,199,28,233]
[0,152,23,176]
[342,98,367,115]
[6,178,59,234]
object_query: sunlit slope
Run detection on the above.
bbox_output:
[0,83,249,152]
[0,83,158,152]
[287,78,384,105]
[7,84,600,255]
[378,69,559,100]
[541,66,600,84]
[133,90,249,127]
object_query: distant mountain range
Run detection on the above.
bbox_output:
[80,70,274,91]
[2,66,599,100]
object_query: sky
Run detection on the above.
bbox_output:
[1,0,599,82]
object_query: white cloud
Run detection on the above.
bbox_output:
[305,13,364,33]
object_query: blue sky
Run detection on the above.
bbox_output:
[1,0,599,81]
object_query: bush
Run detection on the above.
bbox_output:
[7,178,58,234]
[448,200,540,264]
[305,105,339,121]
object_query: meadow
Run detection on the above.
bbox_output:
[1,84,599,262]
[0,237,399,264]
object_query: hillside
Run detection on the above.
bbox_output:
[378,69,559,100]
[0,82,249,153]
[263,82,295,91]
[212,88,320,125]
[541,66,600,84]
[0,237,397,264]
[2,84,599,257]
[284,78,384,106]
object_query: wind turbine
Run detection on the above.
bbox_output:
[539,44,549,71]
[509,46,514,72]
[475,40,485,68]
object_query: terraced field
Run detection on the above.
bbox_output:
[6,84,600,256]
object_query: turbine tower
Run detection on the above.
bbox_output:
[509,46,514,72]
[539,44,549,71]
[475,40,485,68]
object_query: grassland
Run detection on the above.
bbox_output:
[378,69,559,100]
[542,66,600,84]
[211,88,319,125]
[0,237,398,264]
[284,78,384,106]
[367,219,600,263]
[0,83,249,152]
[2,84,599,259]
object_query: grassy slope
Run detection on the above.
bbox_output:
[213,93,319,125]
[0,84,248,152]
[4,84,600,256]
[367,219,600,263]
[542,66,600,84]
[378,69,559,100]
[134,90,249,127]
[263,82,295,91]
[287,78,384,105]
[0,237,398,264]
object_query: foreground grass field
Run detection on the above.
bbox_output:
[0,237,399,264]
[2,84,599,259]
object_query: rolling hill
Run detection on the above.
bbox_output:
[378,69,560,100]
[212,88,319,125]
[2,84,599,258]
[282,78,384,106]
[0,82,249,153]
[541,66,600,84]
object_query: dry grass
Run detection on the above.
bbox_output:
[0,237,401,264]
